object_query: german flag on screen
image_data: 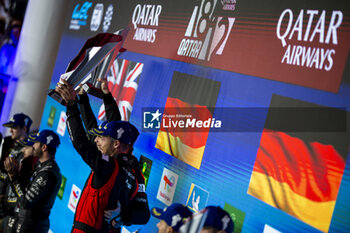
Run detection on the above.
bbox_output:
[248,95,349,232]
[155,72,220,169]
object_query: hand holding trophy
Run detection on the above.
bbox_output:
[48,29,128,105]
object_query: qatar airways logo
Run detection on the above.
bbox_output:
[132,4,162,43]
[276,9,343,71]
[177,0,235,61]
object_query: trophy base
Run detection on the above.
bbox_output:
[47,89,66,106]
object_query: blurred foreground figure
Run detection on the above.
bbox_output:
[0,113,32,232]
[4,130,61,233]
[152,203,192,233]
[179,206,234,233]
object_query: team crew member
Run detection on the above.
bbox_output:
[77,78,150,229]
[0,113,32,229]
[151,203,192,233]
[3,134,38,233]
[0,113,32,171]
[109,124,150,228]
[56,80,136,233]
[4,130,61,233]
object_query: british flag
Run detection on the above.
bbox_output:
[98,58,144,121]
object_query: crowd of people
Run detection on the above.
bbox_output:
[0,78,234,233]
[0,0,27,77]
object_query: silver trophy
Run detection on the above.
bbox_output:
[48,29,128,105]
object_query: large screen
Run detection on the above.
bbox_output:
[39,0,350,232]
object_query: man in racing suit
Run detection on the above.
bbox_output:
[4,130,61,233]
[56,80,137,233]
[77,79,150,230]
[0,113,34,232]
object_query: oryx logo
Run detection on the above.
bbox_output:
[171,214,182,227]
[143,109,162,129]
[117,128,124,139]
[46,135,53,145]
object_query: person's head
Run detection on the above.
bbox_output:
[152,203,192,233]
[2,113,32,140]
[200,206,234,233]
[88,121,133,157]
[28,130,60,159]
[8,19,22,45]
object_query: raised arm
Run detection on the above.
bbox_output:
[99,78,121,122]
[56,80,115,177]
[78,92,98,132]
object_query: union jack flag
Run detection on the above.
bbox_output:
[98,58,143,121]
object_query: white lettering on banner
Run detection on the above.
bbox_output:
[132,4,162,43]
[162,118,222,128]
[178,0,236,61]
[159,191,171,202]
[69,2,93,30]
[221,0,236,11]
[281,45,335,71]
[276,9,343,71]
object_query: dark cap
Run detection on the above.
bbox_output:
[151,203,192,231]
[18,132,39,147]
[88,121,133,144]
[203,206,234,233]
[2,113,32,129]
[29,130,60,149]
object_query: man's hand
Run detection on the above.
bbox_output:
[55,79,77,105]
[4,157,19,178]
[98,78,110,94]
[77,84,86,96]
[111,217,122,228]
[21,146,34,158]
[104,201,121,223]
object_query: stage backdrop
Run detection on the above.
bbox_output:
[39,0,350,232]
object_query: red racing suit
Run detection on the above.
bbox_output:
[67,102,136,233]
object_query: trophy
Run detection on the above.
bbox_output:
[48,29,129,105]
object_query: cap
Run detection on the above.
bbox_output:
[151,203,192,231]
[88,121,133,144]
[30,130,60,148]
[127,122,139,145]
[2,113,32,129]
[18,138,34,147]
[203,206,234,233]
[18,132,40,147]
